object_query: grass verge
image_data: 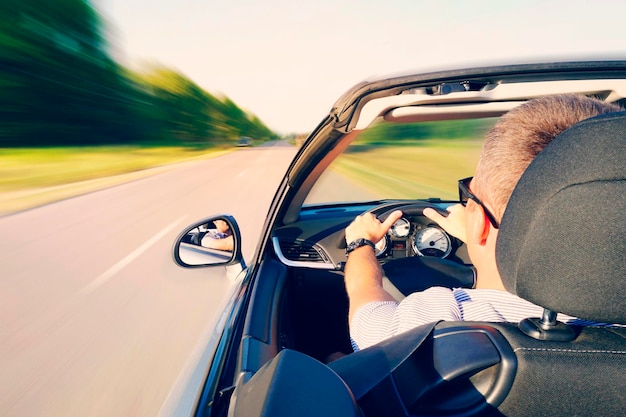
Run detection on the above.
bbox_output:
[0,146,232,216]
[330,140,482,200]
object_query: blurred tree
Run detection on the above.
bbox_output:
[137,66,226,146]
[220,98,276,142]
[0,0,276,147]
[357,119,496,146]
[136,65,276,147]
[0,0,142,146]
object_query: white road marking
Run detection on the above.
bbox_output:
[78,216,187,295]
[234,169,249,179]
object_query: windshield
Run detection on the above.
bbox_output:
[305,118,497,204]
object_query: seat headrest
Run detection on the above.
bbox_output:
[496,111,626,325]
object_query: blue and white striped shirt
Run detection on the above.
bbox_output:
[350,287,600,351]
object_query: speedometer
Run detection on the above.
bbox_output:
[374,236,388,257]
[412,226,452,258]
[389,217,411,238]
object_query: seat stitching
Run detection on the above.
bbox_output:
[514,347,626,354]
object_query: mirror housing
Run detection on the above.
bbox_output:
[172,215,244,268]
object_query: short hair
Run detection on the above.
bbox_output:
[474,94,622,221]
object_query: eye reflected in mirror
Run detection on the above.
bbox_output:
[174,216,240,267]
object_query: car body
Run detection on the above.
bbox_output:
[237,136,252,147]
[167,60,626,417]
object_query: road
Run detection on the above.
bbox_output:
[0,142,297,417]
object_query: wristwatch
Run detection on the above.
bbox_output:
[345,238,375,254]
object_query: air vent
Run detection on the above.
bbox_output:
[278,240,328,262]
[272,237,335,270]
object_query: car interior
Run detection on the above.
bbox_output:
[198,70,626,416]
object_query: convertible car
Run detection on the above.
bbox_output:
[169,61,626,417]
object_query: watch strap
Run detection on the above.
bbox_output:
[346,238,375,254]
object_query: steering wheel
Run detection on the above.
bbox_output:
[369,202,476,301]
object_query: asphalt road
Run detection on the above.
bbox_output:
[0,142,297,417]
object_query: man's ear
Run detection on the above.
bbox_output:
[466,202,490,245]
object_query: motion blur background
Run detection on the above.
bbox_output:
[1,1,626,416]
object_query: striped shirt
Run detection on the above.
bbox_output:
[350,286,601,351]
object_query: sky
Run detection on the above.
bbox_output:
[95,0,626,134]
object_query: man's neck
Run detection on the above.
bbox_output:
[474,270,506,291]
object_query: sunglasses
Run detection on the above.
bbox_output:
[458,177,500,229]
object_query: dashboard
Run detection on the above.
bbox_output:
[272,200,471,271]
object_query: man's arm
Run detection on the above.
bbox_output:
[207,235,234,251]
[344,210,403,322]
[201,234,234,251]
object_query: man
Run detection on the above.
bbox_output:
[201,219,234,251]
[343,94,622,350]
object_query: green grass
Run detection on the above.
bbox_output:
[330,139,482,200]
[0,146,233,214]
[0,146,230,191]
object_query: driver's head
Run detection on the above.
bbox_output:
[473,94,622,223]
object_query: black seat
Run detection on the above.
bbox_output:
[488,110,626,415]
[497,110,626,327]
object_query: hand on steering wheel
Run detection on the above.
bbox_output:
[345,210,403,244]
[424,204,467,244]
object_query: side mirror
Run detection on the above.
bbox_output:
[172,215,244,268]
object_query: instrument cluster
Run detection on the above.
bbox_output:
[374,216,454,259]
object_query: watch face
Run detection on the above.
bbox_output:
[347,239,361,252]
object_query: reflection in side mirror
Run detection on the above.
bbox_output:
[172,215,244,268]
